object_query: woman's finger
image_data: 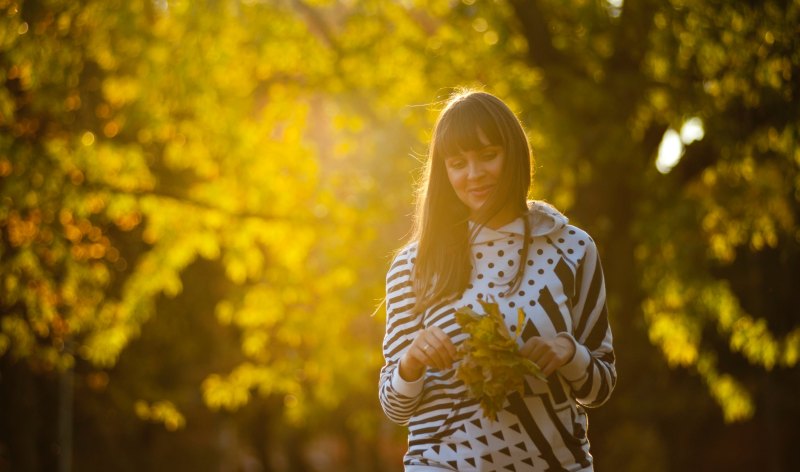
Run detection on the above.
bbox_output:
[529,345,549,362]
[520,337,544,358]
[537,351,555,371]
[408,342,430,367]
[409,327,458,371]
[428,327,457,362]
[431,350,449,370]
[422,336,451,370]
[519,338,534,357]
[521,335,576,376]
[541,357,561,377]
[414,334,441,369]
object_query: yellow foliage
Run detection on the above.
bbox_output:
[782,329,800,365]
[203,363,299,413]
[102,76,140,106]
[701,282,787,370]
[647,312,699,368]
[242,330,270,360]
[134,400,186,431]
[202,374,251,412]
[2,0,796,438]
[709,375,754,423]
[697,354,754,423]
[81,325,132,367]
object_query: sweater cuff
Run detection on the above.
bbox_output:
[391,367,425,397]
[556,332,591,382]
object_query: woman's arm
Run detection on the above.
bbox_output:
[378,246,426,425]
[559,235,617,407]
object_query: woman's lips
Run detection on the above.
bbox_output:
[469,185,494,198]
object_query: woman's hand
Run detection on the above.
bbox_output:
[398,326,458,382]
[520,335,576,377]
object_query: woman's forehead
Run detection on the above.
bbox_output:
[439,125,501,157]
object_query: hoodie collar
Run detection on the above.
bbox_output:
[469,200,568,244]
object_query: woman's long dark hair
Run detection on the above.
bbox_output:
[410,90,533,314]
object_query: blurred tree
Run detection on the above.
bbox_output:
[482,0,800,470]
[0,0,400,469]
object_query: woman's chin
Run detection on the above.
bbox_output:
[468,202,487,214]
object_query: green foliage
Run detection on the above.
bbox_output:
[455,299,545,419]
[633,0,800,424]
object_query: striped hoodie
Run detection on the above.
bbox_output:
[379,201,616,471]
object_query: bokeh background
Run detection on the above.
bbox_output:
[1,0,798,471]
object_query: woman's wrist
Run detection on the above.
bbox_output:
[398,354,425,382]
[555,332,577,365]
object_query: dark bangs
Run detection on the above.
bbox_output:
[433,98,504,159]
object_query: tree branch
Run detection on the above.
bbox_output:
[507,0,563,69]
[508,0,592,94]
[79,180,316,224]
[608,0,660,76]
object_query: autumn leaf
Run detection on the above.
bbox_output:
[455,299,546,419]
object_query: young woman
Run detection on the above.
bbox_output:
[379,90,616,471]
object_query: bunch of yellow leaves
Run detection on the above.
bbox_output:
[455,299,547,419]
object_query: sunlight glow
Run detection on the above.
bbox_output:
[656,117,705,174]
[656,129,683,174]
[605,0,624,17]
[680,117,705,144]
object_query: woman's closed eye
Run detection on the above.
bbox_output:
[446,158,466,169]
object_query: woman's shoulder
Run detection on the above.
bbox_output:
[395,241,419,259]
[526,201,597,251]
[557,223,594,241]
[527,200,568,237]
[388,242,418,273]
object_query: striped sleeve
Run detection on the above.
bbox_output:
[378,245,425,425]
[558,237,617,407]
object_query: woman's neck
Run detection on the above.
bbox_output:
[471,205,521,229]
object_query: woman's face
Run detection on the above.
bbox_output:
[443,129,505,219]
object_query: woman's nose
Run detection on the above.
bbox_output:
[466,159,485,179]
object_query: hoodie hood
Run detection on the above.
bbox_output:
[527,200,569,236]
[470,200,568,244]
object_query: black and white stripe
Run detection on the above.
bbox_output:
[379,203,615,471]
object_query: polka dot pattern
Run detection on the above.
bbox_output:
[457,216,594,346]
[381,204,613,472]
